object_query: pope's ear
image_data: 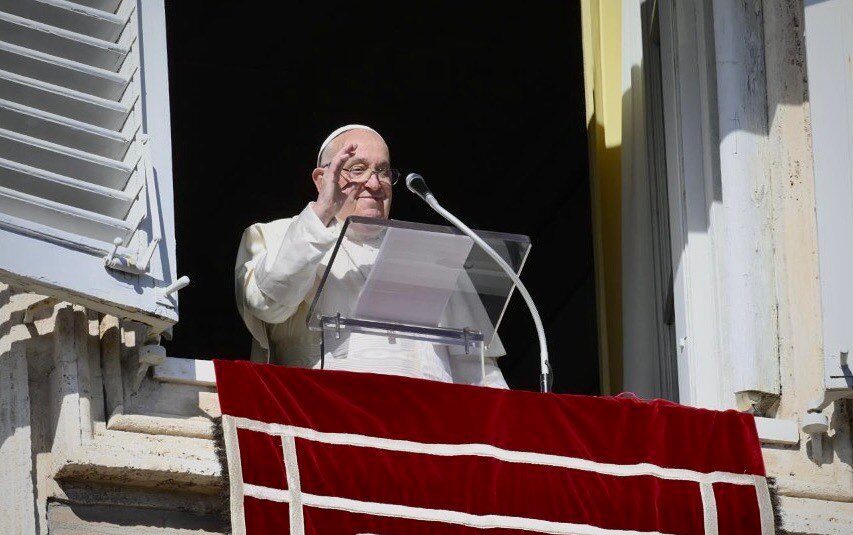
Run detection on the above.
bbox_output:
[311,167,325,192]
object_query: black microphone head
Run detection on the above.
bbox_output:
[406,173,432,200]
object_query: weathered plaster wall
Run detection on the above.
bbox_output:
[764,0,853,496]
[0,286,38,533]
[0,282,226,534]
[759,0,853,532]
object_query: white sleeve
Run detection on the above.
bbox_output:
[239,203,340,324]
[449,355,509,389]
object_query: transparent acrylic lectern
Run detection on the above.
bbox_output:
[307,216,531,376]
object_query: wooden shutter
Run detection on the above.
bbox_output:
[0,0,178,332]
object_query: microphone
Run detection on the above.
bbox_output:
[405,173,433,202]
[405,173,552,393]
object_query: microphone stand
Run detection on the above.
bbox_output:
[406,174,552,393]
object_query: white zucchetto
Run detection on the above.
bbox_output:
[316,124,383,166]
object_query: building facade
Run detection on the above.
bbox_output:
[0,0,851,533]
[583,0,853,531]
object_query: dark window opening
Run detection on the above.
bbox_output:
[163,2,598,394]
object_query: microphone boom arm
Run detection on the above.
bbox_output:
[406,174,552,393]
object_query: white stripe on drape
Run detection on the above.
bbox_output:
[699,482,719,535]
[233,416,758,486]
[753,475,776,534]
[282,434,305,534]
[222,415,247,535]
[242,484,675,535]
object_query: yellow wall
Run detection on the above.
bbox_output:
[580,0,622,395]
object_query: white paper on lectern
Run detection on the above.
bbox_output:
[353,227,474,326]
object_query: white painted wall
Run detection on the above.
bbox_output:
[622,1,852,530]
[803,0,853,404]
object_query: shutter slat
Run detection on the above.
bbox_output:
[0,97,132,159]
[65,0,121,14]
[0,69,130,129]
[0,127,134,189]
[0,184,131,244]
[0,11,129,71]
[0,0,128,42]
[0,40,130,99]
[0,156,135,218]
[0,210,124,254]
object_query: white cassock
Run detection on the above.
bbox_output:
[235,202,509,388]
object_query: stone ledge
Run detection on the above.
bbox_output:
[154,357,216,388]
[756,416,800,446]
[778,495,853,535]
[52,432,223,495]
[108,412,215,440]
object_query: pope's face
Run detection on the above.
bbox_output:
[334,130,392,222]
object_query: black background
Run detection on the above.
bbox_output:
[163,1,599,394]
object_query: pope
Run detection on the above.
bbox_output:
[235,125,507,387]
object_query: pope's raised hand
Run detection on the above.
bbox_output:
[313,142,357,225]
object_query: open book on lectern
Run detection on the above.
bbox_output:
[307,217,531,356]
